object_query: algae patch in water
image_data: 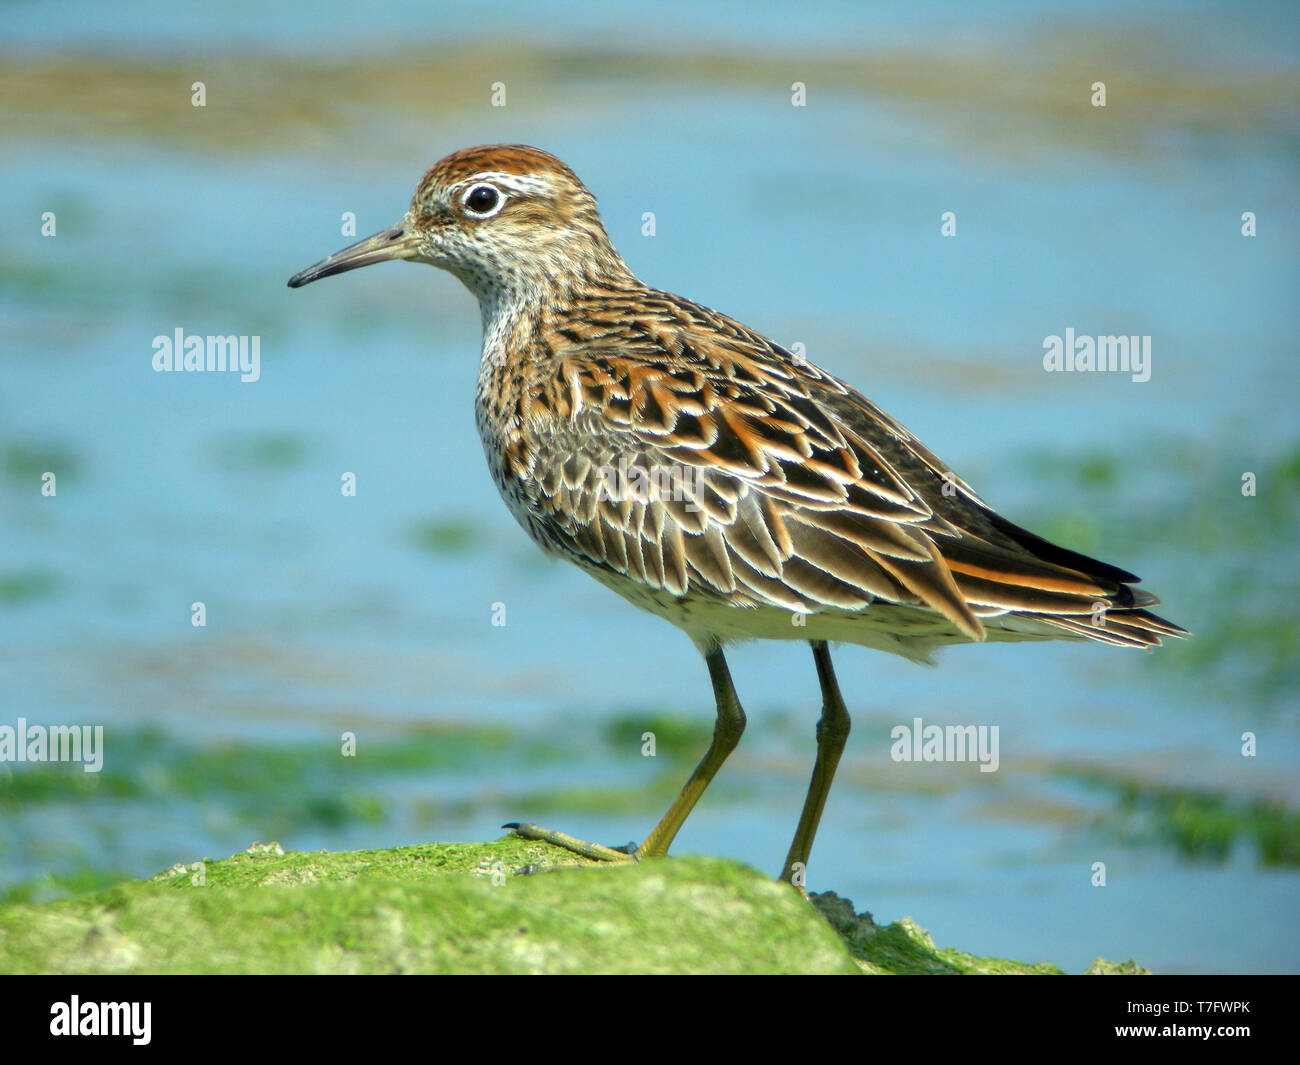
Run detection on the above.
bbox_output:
[1056,764,1300,868]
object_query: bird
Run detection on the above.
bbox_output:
[288,144,1185,889]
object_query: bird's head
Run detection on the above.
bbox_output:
[288,144,629,302]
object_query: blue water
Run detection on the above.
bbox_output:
[1,1,1298,974]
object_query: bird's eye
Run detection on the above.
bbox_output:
[462,184,503,217]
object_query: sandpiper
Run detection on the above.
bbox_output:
[289,144,1185,887]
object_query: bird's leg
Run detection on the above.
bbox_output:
[508,643,747,863]
[634,643,746,856]
[780,640,852,890]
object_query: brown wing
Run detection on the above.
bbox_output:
[516,288,1186,649]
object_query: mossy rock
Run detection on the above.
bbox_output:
[0,838,1146,974]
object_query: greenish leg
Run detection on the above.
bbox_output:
[634,644,746,856]
[779,640,852,890]
[509,643,747,862]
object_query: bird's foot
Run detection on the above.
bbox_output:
[505,822,639,864]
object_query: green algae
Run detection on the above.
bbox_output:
[1058,764,1300,868]
[0,840,855,975]
[212,432,312,471]
[2,29,1293,163]
[408,516,485,556]
[0,722,551,820]
[2,440,83,483]
[0,838,1147,975]
[0,570,59,605]
[602,710,714,761]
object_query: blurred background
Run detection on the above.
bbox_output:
[1,0,1297,974]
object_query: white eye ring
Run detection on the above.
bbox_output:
[461,183,506,218]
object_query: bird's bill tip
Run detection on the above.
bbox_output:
[287,223,418,288]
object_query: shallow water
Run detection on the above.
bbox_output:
[2,1,1298,974]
